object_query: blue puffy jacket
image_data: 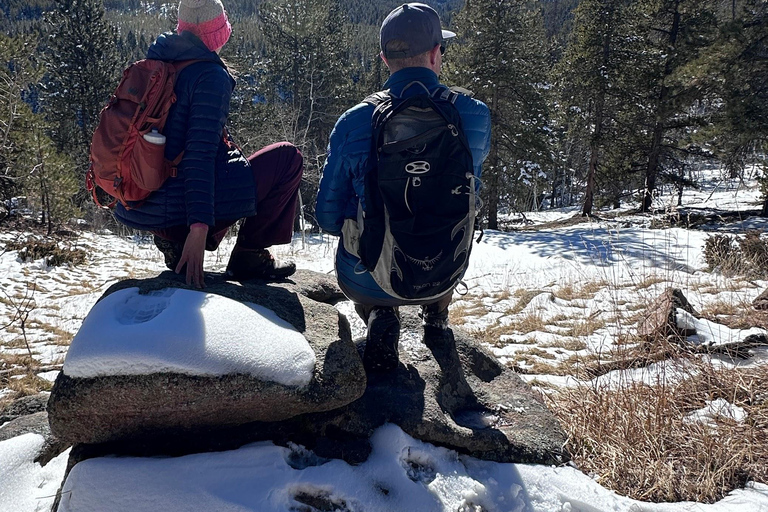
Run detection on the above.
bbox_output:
[316,67,491,302]
[114,31,256,230]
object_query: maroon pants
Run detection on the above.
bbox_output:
[153,142,304,251]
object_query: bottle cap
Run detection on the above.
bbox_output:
[143,129,166,145]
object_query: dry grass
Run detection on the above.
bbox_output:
[717,309,768,330]
[539,338,589,351]
[635,275,669,289]
[6,372,53,396]
[554,280,608,301]
[482,312,548,343]
[549,358,768,503]
[449,302,487,325]
[563,317,606,337]
[510,289,548,314]
[699,300,741,318]
[27,320,75,346]
[0,352,39,368]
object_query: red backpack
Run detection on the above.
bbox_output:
[87,59,200,208]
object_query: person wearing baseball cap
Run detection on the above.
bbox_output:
[316,3,492,371]
[380,2,456,63]
[115,0,304,287]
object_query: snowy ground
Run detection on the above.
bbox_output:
[1,170,767,511]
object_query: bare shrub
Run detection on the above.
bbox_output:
[4,236,87,267]
[704,232,768,278]
[739,230,768,275]
[704,234,738,273]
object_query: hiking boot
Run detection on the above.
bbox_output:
[420,302,449,330]
[153,235,183,271]
[363,306,400,373]
[226,247,296,281]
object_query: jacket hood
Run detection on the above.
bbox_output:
[147,31,226,66]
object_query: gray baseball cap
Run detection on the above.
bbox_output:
[380,3,456,59]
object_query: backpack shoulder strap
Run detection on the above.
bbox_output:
[433,87,460,105]
[449,86,475,98]
[169,59,206,74]
[363,90,390,107]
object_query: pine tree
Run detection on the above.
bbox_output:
[41,0,119,175]
[254,0,359,219]
[449,0,551,228]
[626,0,720,212]
[25,123,80,234]
[703,0,768,214]
[555,0,632,215]
[0,33,42,201]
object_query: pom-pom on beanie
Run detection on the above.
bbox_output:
[176,0,232,52]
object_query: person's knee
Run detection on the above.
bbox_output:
[283,143,304,177]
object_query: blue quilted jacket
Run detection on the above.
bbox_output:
[114,31,256,230]
[316,67,491,301]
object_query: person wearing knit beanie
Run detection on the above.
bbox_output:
[176,0,232,52]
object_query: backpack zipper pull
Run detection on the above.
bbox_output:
[448,124,458,136]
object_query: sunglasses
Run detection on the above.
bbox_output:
[440,44,446,55]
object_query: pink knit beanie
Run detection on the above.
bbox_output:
[176,0,232,52]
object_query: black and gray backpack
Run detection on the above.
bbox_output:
[345,84,476,301]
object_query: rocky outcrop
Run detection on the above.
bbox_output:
[50,270,568,512]
[0,392,49,424]
[47,273,367,446]
[64,307,567,467]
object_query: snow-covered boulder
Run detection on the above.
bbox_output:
[65,308,567,469]
[47,272,366,445]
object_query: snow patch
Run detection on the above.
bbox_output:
[63,287,316,386]
[684,398,748,426]
[676,309,766,347]
[0,434,70,512]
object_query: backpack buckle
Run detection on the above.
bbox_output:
[113,176,123,190]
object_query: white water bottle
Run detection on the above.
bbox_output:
[143,128,166,145]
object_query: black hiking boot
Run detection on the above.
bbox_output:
[153,235,183,271]
[226,247,296,281]
[420,302,449,330]
[363,306,400,373]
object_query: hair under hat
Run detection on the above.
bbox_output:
[177,0,232,52]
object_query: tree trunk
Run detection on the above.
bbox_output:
[582,12,613,216]
[487,87,500,230]
[642,122,664,212]
[642,2,680,213]
[487,164,500,230]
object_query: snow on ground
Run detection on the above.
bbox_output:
[1,170,767,511]
[49,424,768,512]
[0,434,70,512]
[63,288,315,385]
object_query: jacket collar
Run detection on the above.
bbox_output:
[147,31,227,67]
[383,67,441,98]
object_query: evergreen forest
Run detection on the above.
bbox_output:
[1,0,766,233]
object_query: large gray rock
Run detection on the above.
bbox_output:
[0,392,49,424]
[66,308,567,467]
[288,309,568,465]
[47,273,366,446]
[0,411,68,465]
